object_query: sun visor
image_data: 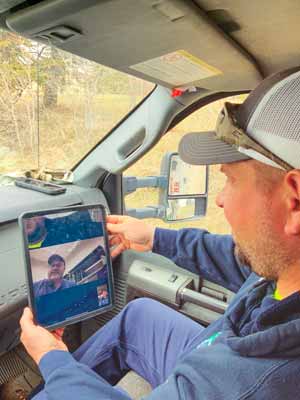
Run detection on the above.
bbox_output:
[6,0,262,91]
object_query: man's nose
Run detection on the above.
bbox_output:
[216,190,224,208]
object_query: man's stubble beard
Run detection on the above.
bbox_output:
[48,270,63,281]
[232,215,293,281]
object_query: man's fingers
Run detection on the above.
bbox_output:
[24,307,33,320]
[106,215,127,224]
[20,307,34,330]
[107,222,125,234]
[110,243,126,258]
[52,328,64,339]
[52,328,64,340]
[108,234,116,240]
[52,333,61,340]
[109,235,121,247]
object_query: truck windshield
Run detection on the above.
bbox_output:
[0,30,154,178]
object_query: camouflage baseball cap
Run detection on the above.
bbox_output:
[179,66,300,170]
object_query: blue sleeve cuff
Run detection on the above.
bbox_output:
[39,350,74,379]
[152,228,178,259]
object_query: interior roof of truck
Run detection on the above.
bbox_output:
[0,0,299,92]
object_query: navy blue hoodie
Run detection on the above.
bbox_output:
[36,228,300,399]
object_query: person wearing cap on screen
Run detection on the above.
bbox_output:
[21,67,300,400]
[33,254,75,297]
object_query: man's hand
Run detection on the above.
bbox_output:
[20,307,68,365]
[107,215,156,258]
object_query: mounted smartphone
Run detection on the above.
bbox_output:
[19,204,114,330]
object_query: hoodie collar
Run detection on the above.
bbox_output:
[222,279,300,357]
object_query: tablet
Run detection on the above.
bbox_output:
[19,204,114,329]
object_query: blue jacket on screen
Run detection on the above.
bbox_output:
[37,228,300,399]
[33,278,75,297]
[34,211,103,248]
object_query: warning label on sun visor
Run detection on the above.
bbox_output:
[130,50,222,87]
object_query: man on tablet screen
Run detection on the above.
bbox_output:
[33,254,75,297]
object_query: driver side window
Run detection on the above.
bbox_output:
[123,94,247,234]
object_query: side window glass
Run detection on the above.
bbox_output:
[123,95,247,235]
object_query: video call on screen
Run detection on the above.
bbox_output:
[25,208,111,326]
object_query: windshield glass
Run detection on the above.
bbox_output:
[0,30,154,177]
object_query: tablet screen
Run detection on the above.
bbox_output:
[20,205,114,329]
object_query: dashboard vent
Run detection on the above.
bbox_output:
[0,349,26,384]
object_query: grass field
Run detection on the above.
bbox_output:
[0,93,148,173]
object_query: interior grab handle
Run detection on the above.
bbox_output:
[179,287,227,314]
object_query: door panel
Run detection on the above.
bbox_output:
[81,249,234,342]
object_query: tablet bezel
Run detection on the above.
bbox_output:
[19,203,115,330]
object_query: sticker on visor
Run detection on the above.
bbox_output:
[130,50,222,87]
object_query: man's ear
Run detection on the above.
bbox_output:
[284,170,300,236]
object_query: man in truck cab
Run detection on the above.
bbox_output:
[21,67,300,399]
[33,254,75,297]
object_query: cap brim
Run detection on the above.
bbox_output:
[178,131,250,165]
